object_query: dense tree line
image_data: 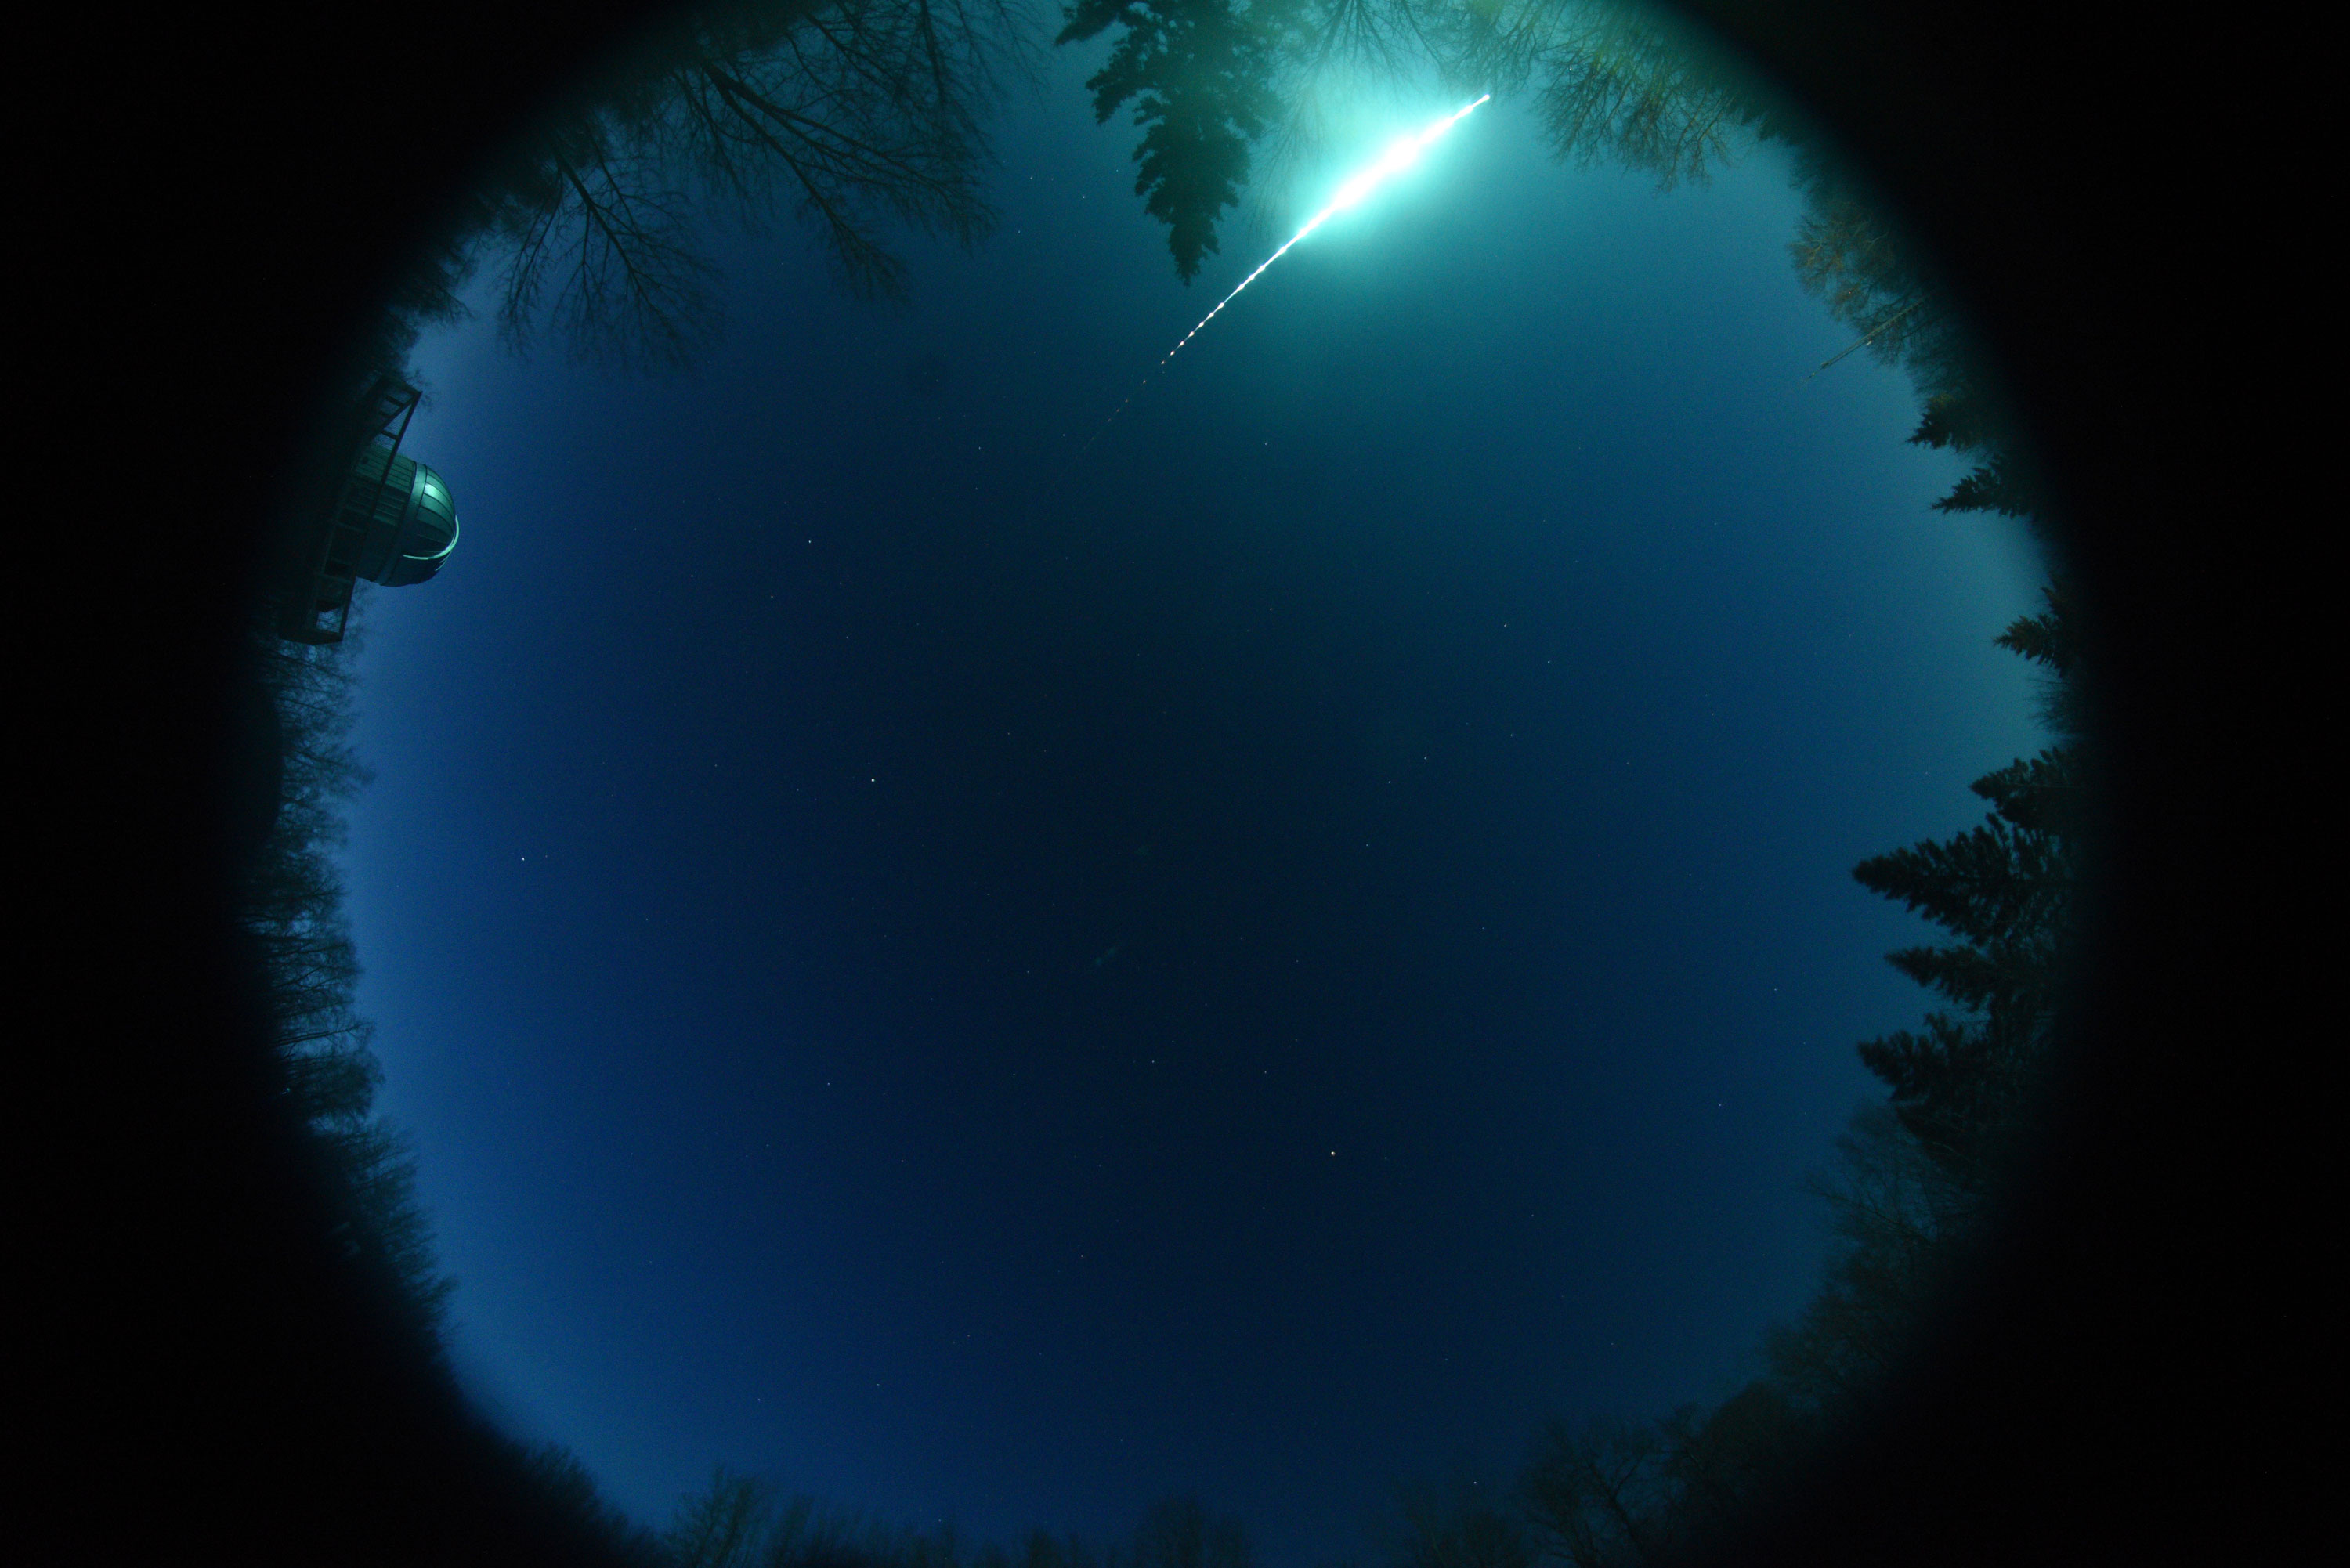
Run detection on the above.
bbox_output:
[1360,56,2083,1558]
[1350,415,2080,1568]
[244,609,1278,1561]
[1046,0,1792,283]
[342,0,1041,387]
[247,2,2083,1559]
[243,620,455,1346]
[266,0,1058,1276]
[1034,6,2089,1559]
[240,614,669,1557]
[1398,458,2083,1568]
[660,1485,1253,1568]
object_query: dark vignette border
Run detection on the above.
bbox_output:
[16,2,2308,1563]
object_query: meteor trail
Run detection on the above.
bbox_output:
[1159,94,1490,370]
[1080,94,1491,451]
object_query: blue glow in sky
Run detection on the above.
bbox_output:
[345,47,2044,1568]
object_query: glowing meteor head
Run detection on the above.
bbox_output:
[1143,92,1492,384]
[1322,101,1484,215]
[1330,136,1424,210]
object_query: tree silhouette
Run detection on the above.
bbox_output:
[1054,0,1786,280]
[665,1469,783,1567]
[1335,412,2080,1568]
[1518,1414,1690,1568]
[290,13,2097,1560]
[239,620,461,1338]
[1426,0,1764,186]
[442,0,1039,373]
[487,125,723,370]
[1506,1104,2010,1568]
[1138,1498,1253,1568]
[1059,0,1285,279]
[526,1442,671,1563]
[645,1477,1251,1568]
[1391,1479,1537,1568]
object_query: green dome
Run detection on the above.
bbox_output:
[343,446,460,587]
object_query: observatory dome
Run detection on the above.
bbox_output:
[345,445,460,587]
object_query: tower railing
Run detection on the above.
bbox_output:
[278,376,421,645]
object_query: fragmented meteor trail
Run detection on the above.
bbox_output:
[1159,94,1491,369]
[1082,94,1491,450]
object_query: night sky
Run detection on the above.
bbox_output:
[344,44,2045,1568]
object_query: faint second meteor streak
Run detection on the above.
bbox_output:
[1079,95,1490,452]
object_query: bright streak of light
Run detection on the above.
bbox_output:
[1075,94,1490,456]
[1156,95,1491,367]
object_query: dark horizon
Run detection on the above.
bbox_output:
[34,0,2307,1563]
[334,41,2042,1565]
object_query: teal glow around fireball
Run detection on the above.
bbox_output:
[1157,95,1491,367]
